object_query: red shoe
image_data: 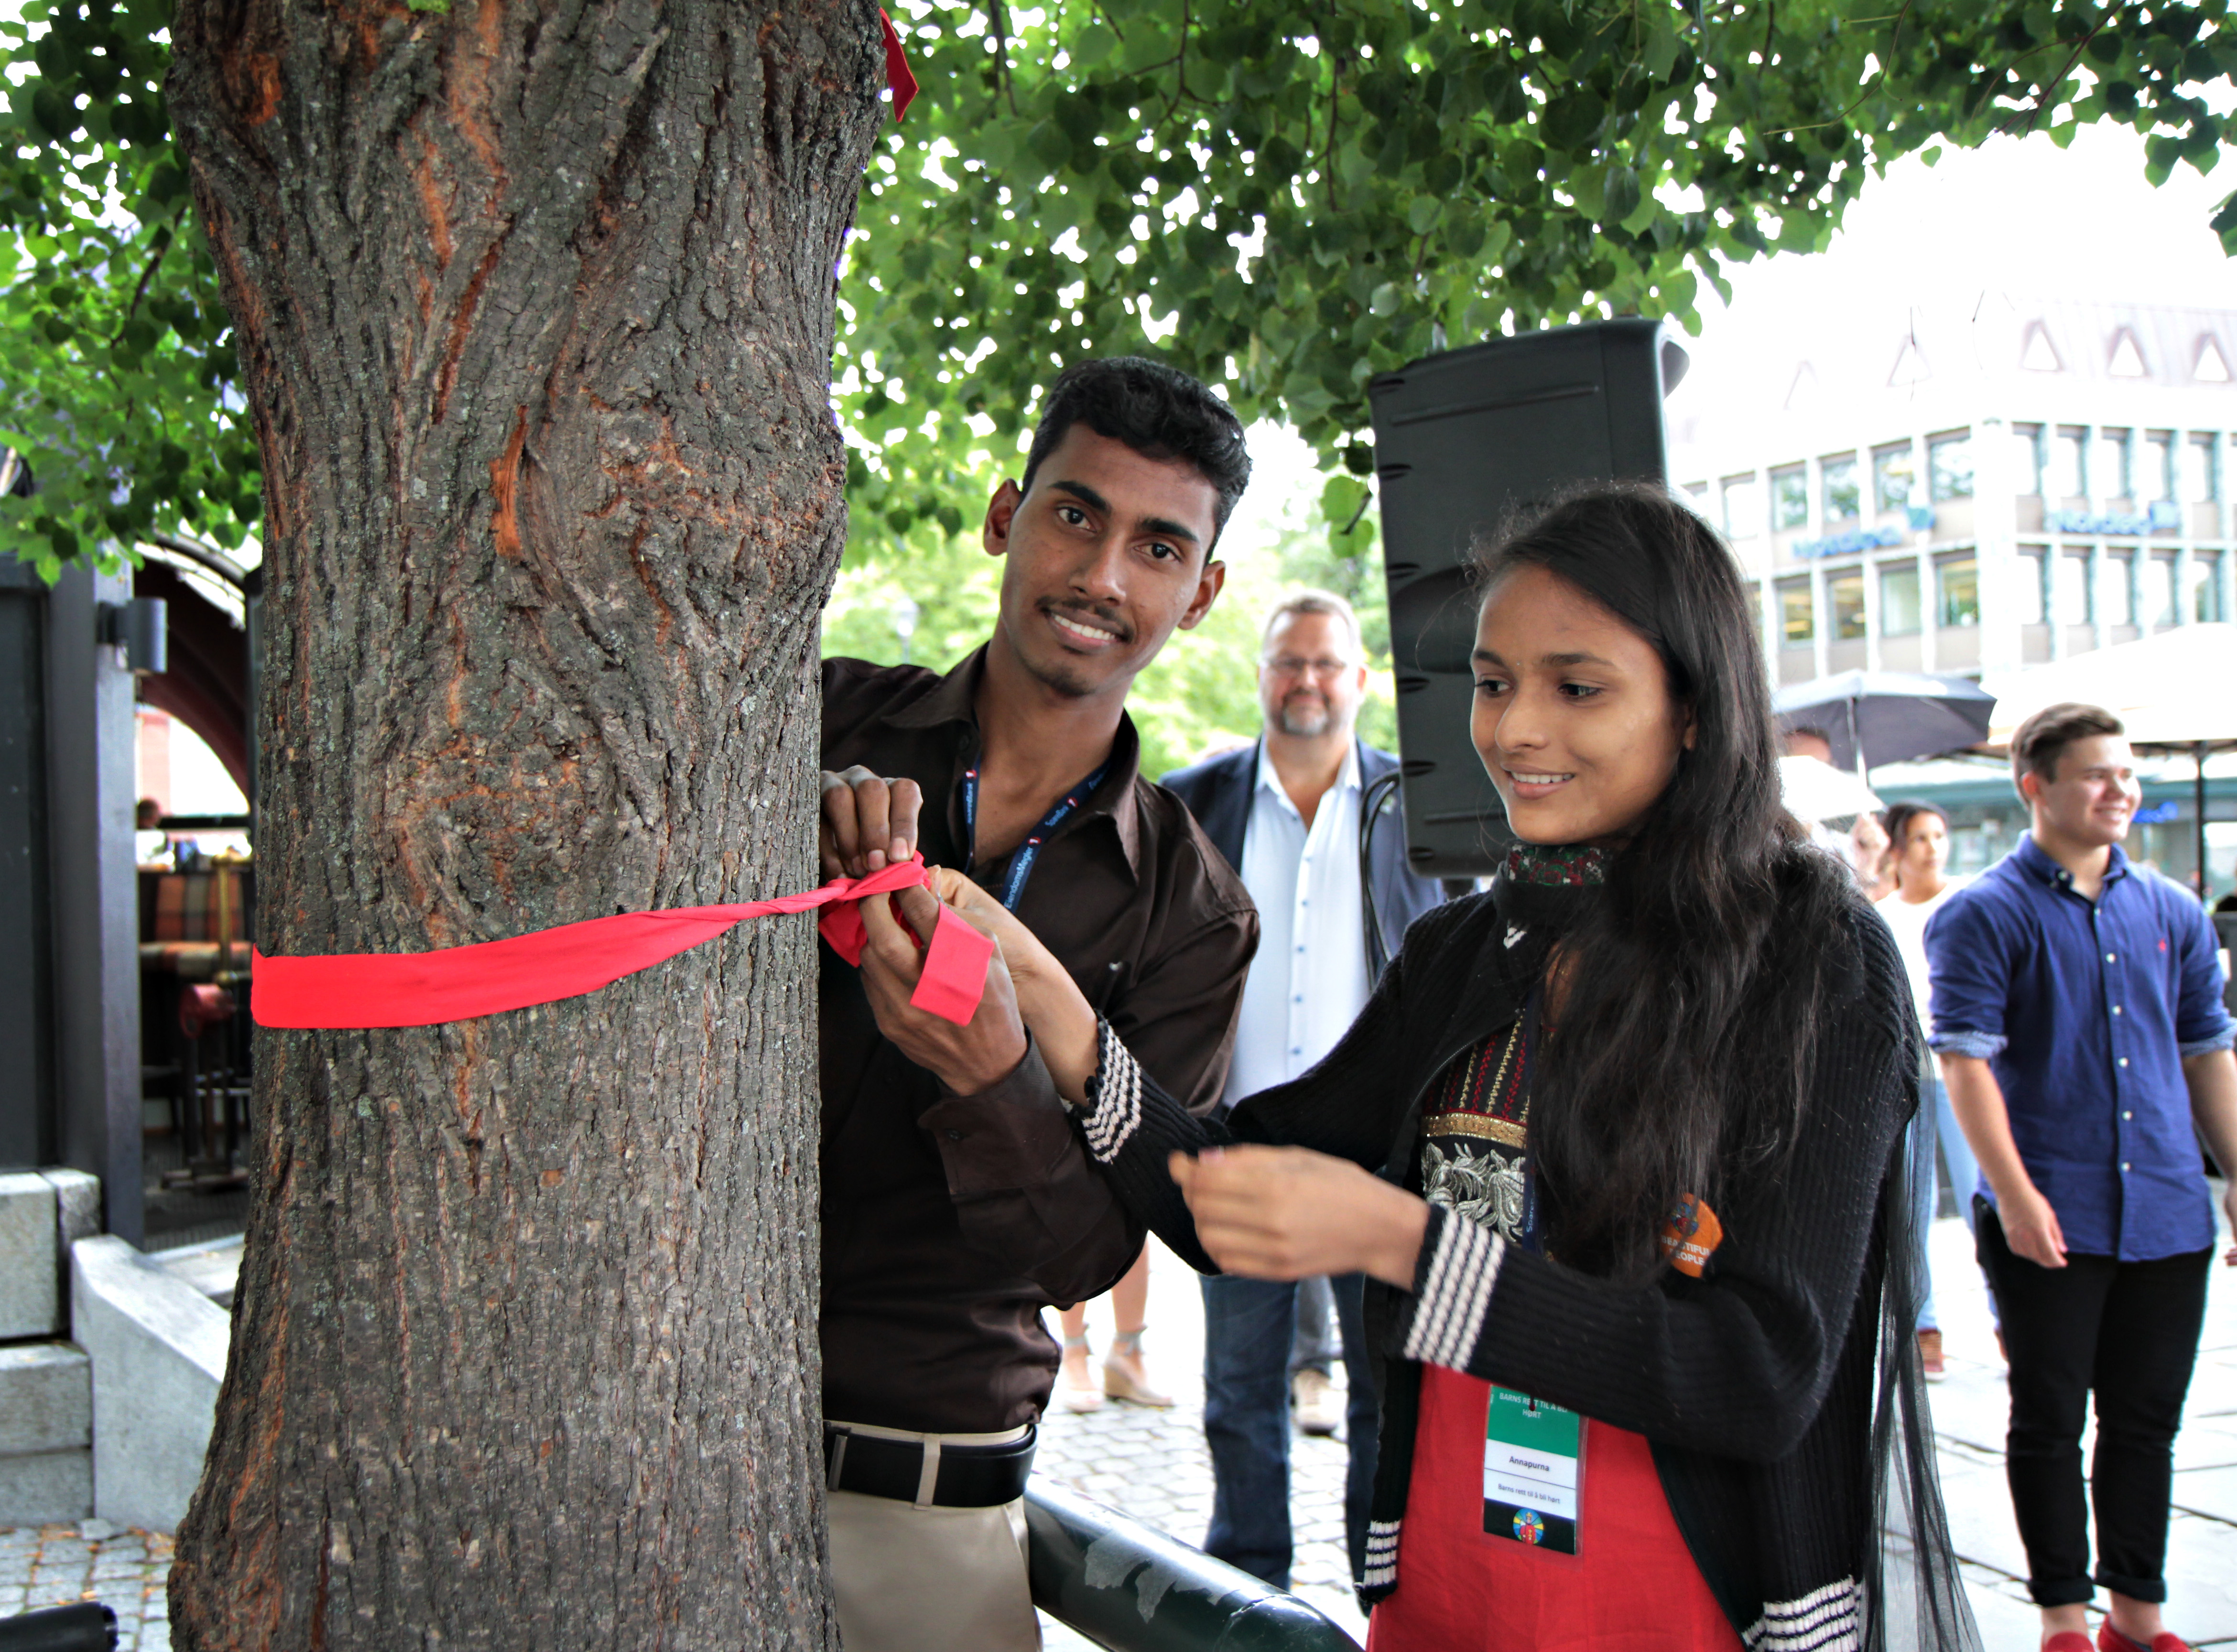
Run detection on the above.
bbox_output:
[2098,1621,2192,1652]
[2042,1634,2093,1652]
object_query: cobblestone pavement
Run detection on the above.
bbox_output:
[0,1522,170,1650]
[9,1225,2229,1651]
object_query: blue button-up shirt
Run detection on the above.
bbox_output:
[1925,836,2235,1261]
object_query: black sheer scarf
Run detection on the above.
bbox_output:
[1867,1050,1983,1652]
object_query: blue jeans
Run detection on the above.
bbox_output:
[1914,1074,1988,1333]
[1289,1273,1338,1377]
[1200,1272,1379,1588]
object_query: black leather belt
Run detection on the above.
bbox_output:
[822,1424,1036,1509]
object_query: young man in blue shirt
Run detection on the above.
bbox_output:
[1928,702,2237,1652]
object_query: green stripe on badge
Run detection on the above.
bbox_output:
[1485,1386,1580,1456]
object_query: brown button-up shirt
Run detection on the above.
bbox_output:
[820,648,1257,1433]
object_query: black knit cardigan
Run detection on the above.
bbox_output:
[1070,870,1980,1652]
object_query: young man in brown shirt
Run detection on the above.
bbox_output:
[814,358,1259,1651]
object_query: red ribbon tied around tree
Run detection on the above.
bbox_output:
[250,855,993,1031]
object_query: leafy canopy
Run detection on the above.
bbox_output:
[839,0,2237,551]
[0,0,2229,579]
[0,0,255,578]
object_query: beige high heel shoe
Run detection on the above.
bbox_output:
[1101,1329,1173,1407]
[1056,1334,1105,1413]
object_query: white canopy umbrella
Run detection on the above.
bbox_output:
[1779,754,1883,823]
[1983,623,2237,747]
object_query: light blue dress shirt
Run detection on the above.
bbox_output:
[1221,742,1370,1113]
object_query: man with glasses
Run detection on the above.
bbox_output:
[1160,590,1450,1592]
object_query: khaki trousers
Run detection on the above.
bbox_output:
[825,1420,1040,1652]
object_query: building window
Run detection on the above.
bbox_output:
[1873,445,1914,513]
[2012,424,2045,496]
[1936,557,1980,628]
[1879,564,1922,635]
[2183,434,2220,503]
[1777,578,1814,644]
[1822,455,1860,522]
[2018,547,2049,624]
[2100,554,2134,627]
[1829,571,1866,639]
[2188,552,2225,623]
[1929,433,1975,501]
[1722,474,1761,538]
[2143,555,2177,626]
[2052,427,2088,499]
[2053,552,2091,626]
[1771,466,1809,531]
[2105,428,2135,498]
[2146,431,2177,500]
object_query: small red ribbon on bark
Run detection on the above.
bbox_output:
[250,854,993,1031]
[880,11,919,122]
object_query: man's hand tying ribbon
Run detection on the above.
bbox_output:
[854,878,1039,1096]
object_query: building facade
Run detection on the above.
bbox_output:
[1666,296,2236,896]
[1670,297,2234,687]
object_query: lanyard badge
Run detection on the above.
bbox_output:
[961,757,1112,912]
[1484,1385,1585,1554]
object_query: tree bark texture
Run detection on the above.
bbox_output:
[164,2,882,1644]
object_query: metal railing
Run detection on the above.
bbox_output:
[1026,1481,1364,1652]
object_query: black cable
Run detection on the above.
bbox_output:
[1359,769,1404,981]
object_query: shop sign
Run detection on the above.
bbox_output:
[2044,502,2183,536]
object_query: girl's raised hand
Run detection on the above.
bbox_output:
[1169,1145,1430,1290]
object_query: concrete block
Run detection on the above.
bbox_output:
[0,1172,60,1337]
[151,1236,243,1310]
[42,1168,100,1249]
[0,1342,91,1453]
[0,1448,92,1524]
[71,1235,228,1533]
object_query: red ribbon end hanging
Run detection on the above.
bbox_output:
[880,10,919,122]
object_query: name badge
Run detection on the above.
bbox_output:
[1482,1385,1583,1554]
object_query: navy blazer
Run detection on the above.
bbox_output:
[1159,740,1450,975]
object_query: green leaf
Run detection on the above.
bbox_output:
[1406,196,1441,235]
[1320,473,1371,532]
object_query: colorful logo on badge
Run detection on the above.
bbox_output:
[1512,1509,1546,1545]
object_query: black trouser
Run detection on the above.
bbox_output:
[1976,1198,2212,1607]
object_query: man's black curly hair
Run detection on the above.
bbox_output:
[1020,357,1251,542]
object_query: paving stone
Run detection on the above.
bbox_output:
[2174,1464,2237,1523]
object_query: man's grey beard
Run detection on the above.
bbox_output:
[1276,700,1334,737]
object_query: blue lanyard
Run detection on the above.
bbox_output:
[961,756,1113,911]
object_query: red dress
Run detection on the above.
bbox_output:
[1363,1363,1744,1652]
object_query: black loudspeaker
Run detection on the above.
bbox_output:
[1368,318,1690,878]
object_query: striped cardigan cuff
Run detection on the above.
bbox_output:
[1401,1205,1505,1371]
[1743,1578,1861,1652]
[1078,1020,1144,1164]
[1360,1518,1401,1589]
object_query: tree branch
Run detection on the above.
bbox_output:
[113,214,181,339]
[1994,7,2133,137]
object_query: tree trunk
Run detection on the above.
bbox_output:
[163,2,881,1644]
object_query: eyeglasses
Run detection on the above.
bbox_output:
[1263,656,1354,680]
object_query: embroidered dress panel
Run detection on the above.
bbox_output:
[1419,1014,1532,1245]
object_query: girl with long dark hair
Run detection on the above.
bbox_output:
[875,483,1976,1649]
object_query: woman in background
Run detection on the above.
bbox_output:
[1875,800,1990,1379]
